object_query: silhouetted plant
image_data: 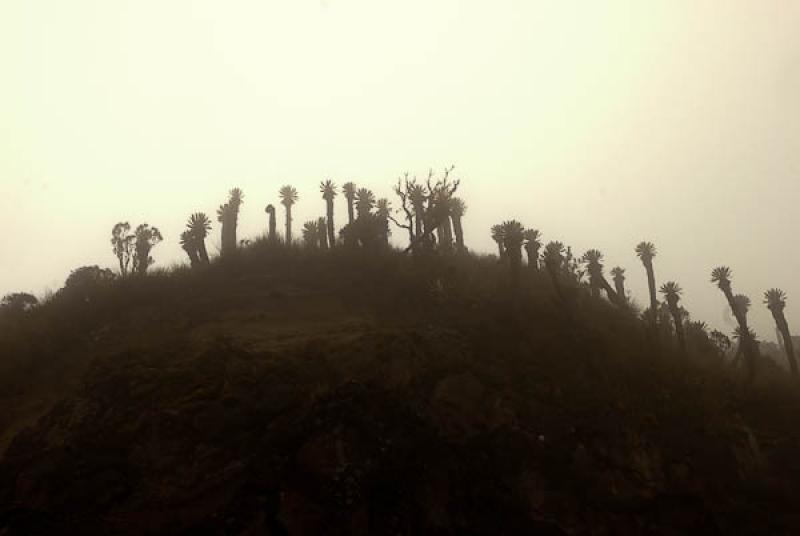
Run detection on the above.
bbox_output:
[217,204,232,254]
[764,288,798,376]
[343,182,357,225]
[491,225,506,260]
[376,198,391,246]
[64,265,116,288]
[340,214,382,249]
[635,242,659,321]
[562,247,585,286]
[408,183,427,239]
[660,282,687,353]
[279,185,299,245]
[434,192,454,251]
[582,249,623,306]
[611,267,626,299]
[391,175,418,246]
[355,188,376,219]
[710,329,732,358]
[543,241,566,301]
[229,188,244,242]
[318,217,329,249]
[733,294,751,317]
[59,265,116,303]
[180,230,200,267]
[523,229,541,271]
[403,167,460,254]
[0,293,38,314]
[450,197,467,251]
[302,220,320,248]
[499,221,525,288]
[581,249,603,298]
[732,326,760,371]
[711,266,758,381]
[320,180,338,247]
[656,301,675,334]
[187,213,212,263]
[340,190,383,249]
[110,222,135,277]
[686,321,712,353]
[265,204,277,243]
[132,224,163,275]
[217,189,244,257]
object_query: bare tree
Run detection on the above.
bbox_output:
[401,166,460,254]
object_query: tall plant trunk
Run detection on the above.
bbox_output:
[319,220,329,250]
[546,262,565,302]
[346,198,354,225]
[732,343,743,368]
[668,304,687,354]
[588,275,600,299]
[268,212,276,243]
[326,200,335,247]
[442,217,454,250]
[452,216,464,251]
[644,261,658,318]
[525,245,539,271]
[381,217,390,246]
[597,274,623,307]
[422,213,436,250]
[117,256,126,278]
[231,212,238,252]
[509,248,522,290]
[183,246,200,267]
[197,240,209,264]
[221,213,236,257]
[496,242,505,260]
[722,286,757,381]
[413,207,424,239]
[220,220,228,257]
[285,206,293,245]
[773,310,799,376]
[436,224,445,248]
[404,210,456,254]
[136,246,150,275]
[613,277,625,299]
[524,244,535,270]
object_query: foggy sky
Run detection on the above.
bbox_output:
[2,0,799,341]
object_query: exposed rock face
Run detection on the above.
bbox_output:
[2,326,800,535]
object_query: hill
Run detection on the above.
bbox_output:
[2,243,800,535]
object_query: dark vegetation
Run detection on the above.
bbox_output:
[2,170,800,534]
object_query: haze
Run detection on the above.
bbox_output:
[1,0,799,340]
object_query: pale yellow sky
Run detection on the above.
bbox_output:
[1,0,799,340]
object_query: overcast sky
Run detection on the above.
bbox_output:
[1,0,799,340]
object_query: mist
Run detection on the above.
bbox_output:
[6,2,800,533]
[2,1,799,339]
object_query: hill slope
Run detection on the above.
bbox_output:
[2,245,800,535]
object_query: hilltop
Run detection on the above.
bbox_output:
[2,242,800,535]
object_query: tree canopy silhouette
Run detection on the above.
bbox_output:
[111,222,135,277]
[132,224,163,275]
[0,293,38,314]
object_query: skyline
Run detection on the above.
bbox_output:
[2,0,800,341]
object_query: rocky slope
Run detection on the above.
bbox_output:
[2,249,800,534]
